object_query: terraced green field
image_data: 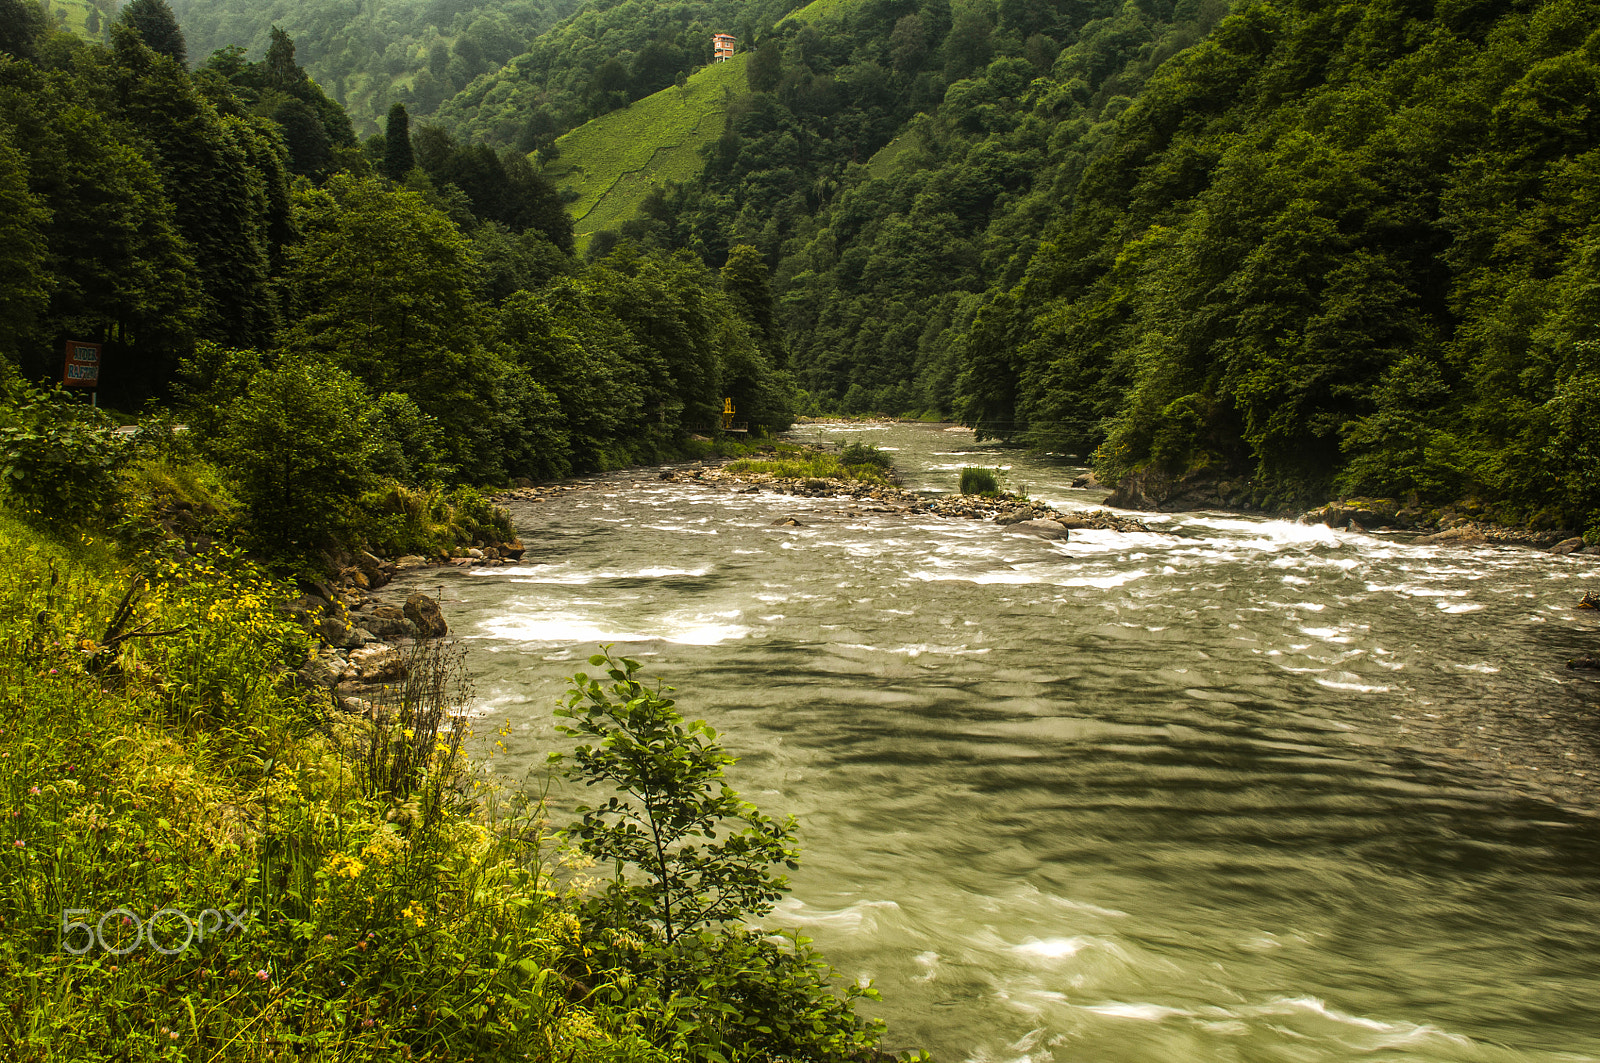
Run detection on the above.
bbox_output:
[543,54,749,251]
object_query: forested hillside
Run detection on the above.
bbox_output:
[569,0,1600,531]
[17,0,1600,534]
[432,0,801,150]
[0,10,792,555]
[945,0,1600,530]
[168,0,579,134]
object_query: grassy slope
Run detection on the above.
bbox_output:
[542,53,748,251]
[777,0,851,26]
[43,0,108,39]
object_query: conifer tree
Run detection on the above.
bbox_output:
[384,102,414,180]
[118,0,186,66]
[265,26,302,92]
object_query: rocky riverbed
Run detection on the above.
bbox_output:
[494,459,1158,536]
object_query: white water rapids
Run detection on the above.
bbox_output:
[397,422,1600,1062]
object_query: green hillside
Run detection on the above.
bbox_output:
[777,0,851,27]
[40,0,111,38]
[543,52,747,251]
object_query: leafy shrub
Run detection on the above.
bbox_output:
[113,455,242,555]
[841,442,898,484]
[960,466,1001,494]
[0,376,125,527]
[368,391,455,484]
[553,650,887,1062]
[217,358,377,562]
[173,342,264,440]
[446,484,516,542]
[555,650,798,943]
[725,448,894,484]
[839,441,895,477]
[359,482,517,557]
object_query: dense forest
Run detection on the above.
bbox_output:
[0,0,792,557]
[168,0,581,134]
[545,0,1600,533]
[9,0,1600,529]
[948,0,1600,530]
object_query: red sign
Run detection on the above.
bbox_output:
[63,341,101,387]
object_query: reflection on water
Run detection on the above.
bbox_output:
[414,422,1600,1062]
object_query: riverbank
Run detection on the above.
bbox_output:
[0,495,893,1061]
[1101,464,1595,554]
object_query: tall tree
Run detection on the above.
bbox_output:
[747,40,783,93]
[384,102,414,180]
[720,245,775,343]
[0,0,49,61]
[265,26,303,93]
[103,29,283,346]
[0,124,49,361]
[118,0,187,66]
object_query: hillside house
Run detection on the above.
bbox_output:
[713,33,735,62]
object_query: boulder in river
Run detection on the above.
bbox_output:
[362,605,418,641]
[404,592,449,638]
[1007,518,1070,541]
[1299,498,1404,529]
[1412,526,1488,546]
[315,614,369,649]
[1550,537,1585,555]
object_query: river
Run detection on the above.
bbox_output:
[407,421,1600,1062]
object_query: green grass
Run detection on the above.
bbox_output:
[779,0,856,26]
[43,0,110,39]
[543,56,750,252]
[865,129,929,180]
[960,467,1002,495]
[0,513,611,1060]
[725,449,894,485]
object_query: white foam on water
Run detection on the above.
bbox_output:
[1010,936,1094,961]
[639,524,718,535]
[770,897,901,931]
[1245,996,1480,1051]
[1082,1001,1190,1021]
[1437,601,1486,613]
[907,643,989,657]
[1298,625,1358,643]
[477,614,651,644]
[508,565,711,585]
[1366,583,1470,597]
[1287,601,1328,612]
[1075,994,1480,1054]
[1314,675,1391,694]
[476,610,749,646]
[661,621,751,645]
[911,570,1043,586]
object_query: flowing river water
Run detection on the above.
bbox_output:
[400,421,1600,1062]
